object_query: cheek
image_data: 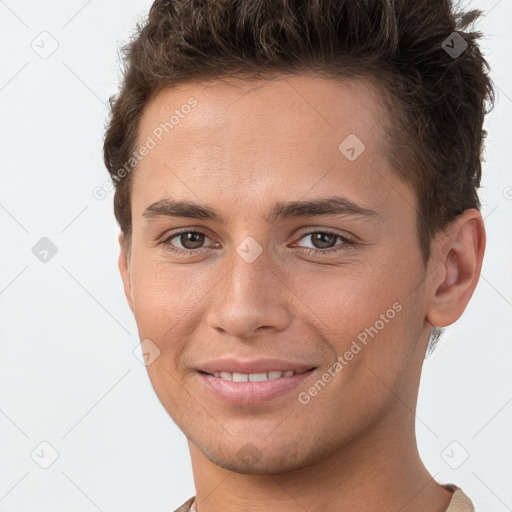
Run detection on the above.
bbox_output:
[289,258,420,370]
[290,262,399,328]
[129,256,253,375]
[129,261,205,346]
[128,263,207,412]
[295,269,421,413]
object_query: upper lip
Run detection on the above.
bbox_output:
[197,358,317,375]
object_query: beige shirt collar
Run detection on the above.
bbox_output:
[177,484,475,512]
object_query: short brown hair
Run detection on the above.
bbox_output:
[103,0,494,265]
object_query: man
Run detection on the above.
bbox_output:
[103,0,494,510]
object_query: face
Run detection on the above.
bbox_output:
[119,75,434,474]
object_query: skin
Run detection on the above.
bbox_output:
[117,75,485,512]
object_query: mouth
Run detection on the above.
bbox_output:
[197,367,318,405]
[198,368,315,382]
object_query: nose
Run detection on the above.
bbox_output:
[206,246,293,340]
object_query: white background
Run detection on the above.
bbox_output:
[0,0,511,511]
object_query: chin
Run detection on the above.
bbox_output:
[196,437,321,475]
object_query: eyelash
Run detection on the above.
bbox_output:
[159,229,355,256]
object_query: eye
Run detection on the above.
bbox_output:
[292,230,354,254]
[160,230,217,254]
[159,228,355,256]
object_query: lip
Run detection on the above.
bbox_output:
[197,366,317,406]
[196,357,316,375]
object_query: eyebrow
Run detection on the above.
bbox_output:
[142,196,383,225]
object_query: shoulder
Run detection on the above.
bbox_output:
[173,496,195,512]
[443,484,475,512]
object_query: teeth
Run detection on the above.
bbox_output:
[212,370,296,381]
[249,372,268,382]
[233,372,248,382]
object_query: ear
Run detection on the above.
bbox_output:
[117,232,134,313]
[426,209,486,328]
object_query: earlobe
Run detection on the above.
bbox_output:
[426,209,486,328]
[117,233,134,312]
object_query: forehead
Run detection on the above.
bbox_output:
[139,74,387,148]
[131,74,414,222]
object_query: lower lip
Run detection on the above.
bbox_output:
[197,369,317,405]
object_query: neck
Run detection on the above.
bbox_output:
[188,422,451,512]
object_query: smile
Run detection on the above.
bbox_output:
[209,370,300,381]
[198,368,317,405]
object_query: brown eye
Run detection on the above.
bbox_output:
[293,230,355,256]
[177,231,205,249]
[308,232,338,249]
[161,230,215,254]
